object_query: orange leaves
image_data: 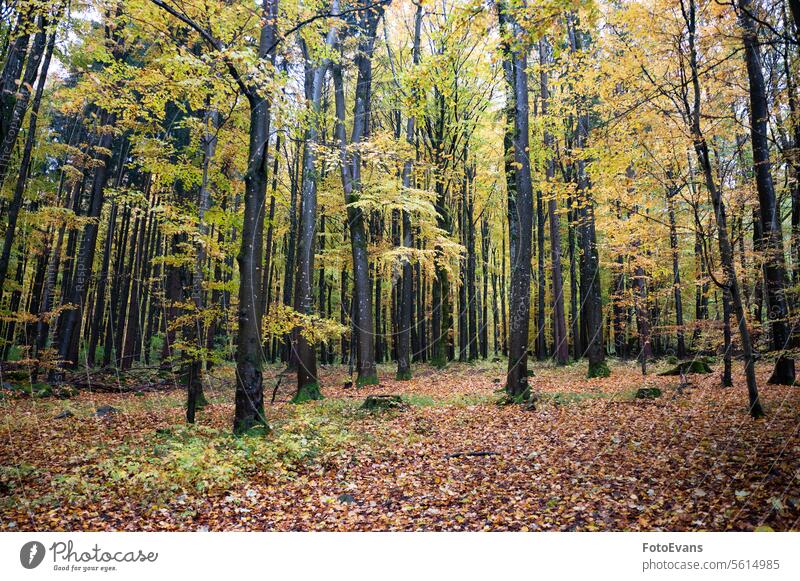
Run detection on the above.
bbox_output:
[1,360,799,531]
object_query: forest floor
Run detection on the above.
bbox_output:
[1,358,799,531]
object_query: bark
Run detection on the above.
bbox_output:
[331,11,380,384]
[396,2,419,377]
[233,0,278,433]
[499,2,534,399]
[738,0,795,384]
[0,14,48,190]
[667,185,686,358]
[540,39,568,364]
[291,13,340,402]
[683,0,763,416]
[49,110,116,380]
[0,24,54,301]
[567,13,606,377]
[480,215,490,359]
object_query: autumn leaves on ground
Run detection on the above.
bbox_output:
[1,359,798,532]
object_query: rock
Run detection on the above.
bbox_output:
[360,394,407,412]
[94,405,119,418]
[55,410,74,419]
[635,387,662,399]
[658,360,712,376]
[337,493,357,504]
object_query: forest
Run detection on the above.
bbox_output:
[0,0,799,532]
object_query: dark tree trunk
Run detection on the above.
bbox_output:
[540,38,568,364]
[397,3,422,378]
[233,0,278,433]
[667,185,686,358]
[535,180,546,361]
[567,13,606,378]
[291,18,338,403]
[567,195,580,360]
[684,0,762,416]
[0,26,55,305]
[480,216,490,359]
[0,14,49,190]
[466,169,478,361]
[332,56,378,383]
[87,202,118,367]
[499,2,534,399]
[738,0,795,384]
[49,108,117,381]
[722,286,733,387]
[282,140,300,363]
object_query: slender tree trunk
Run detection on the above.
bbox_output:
[667,185,686,358]
[0,24,55,301]
[567,13,606,378]
[49,109,116,381]
[0,14,49,191]
[684,0,762,416]
[291,16,339,403]
[540,39,568,364]
[499,2,534,399]
[396,4,422,378]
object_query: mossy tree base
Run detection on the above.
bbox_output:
[431,355,448,370]
[500,385,534,408]
[291,382,323,404]
[395,370,412,381]
[233,414,268,436]
[587,361,610,378]
[196,392,209,408]
[356,374,379,387]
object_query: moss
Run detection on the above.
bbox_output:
[401,393,437,407]
[356,373,379,387]
[395,369,412,381]
[430,353,448,370]
[361,395,407,412]
[543,391,609,406]
[635,387,662,399]
[233,414,268,436]
[291,382,323,404]
[587,360,611,378]
[499,384,532,406]
[240,424,271,437]
[196,391,209,408]
[657,360,712,376]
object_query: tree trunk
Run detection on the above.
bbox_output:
[685,0,762,416]
[499,2,534,399]
[738,0,795,384]
[233,0,278,433]
[540,38,568,364]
